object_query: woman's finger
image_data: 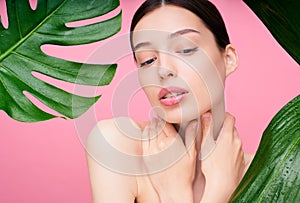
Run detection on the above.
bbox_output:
[148,118,159,149]
[184,120,198,157]
[159,122,185,152]
[220,113,236,136]
[233,127,242,149]
[156,118,169,149]
[162,121,179,138]
[200,112,215,160]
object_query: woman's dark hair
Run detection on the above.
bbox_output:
[130,0,230,50]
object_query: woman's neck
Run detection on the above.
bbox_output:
[173,121,196,143]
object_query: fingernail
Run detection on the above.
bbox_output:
[191,121,198,129]
[202,112,211,121]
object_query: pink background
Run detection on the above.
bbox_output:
[0,0,299,202]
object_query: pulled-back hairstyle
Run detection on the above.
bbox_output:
[130,0,230,50]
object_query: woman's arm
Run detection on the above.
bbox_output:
[86,153,137,203]
[86,119,139,203]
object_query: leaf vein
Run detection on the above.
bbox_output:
[12,51,77,76]
[0,63,25,110]
[0,0,69,62]
[15,1,22,39]
[2,54,75,108]
[258,134,300,202]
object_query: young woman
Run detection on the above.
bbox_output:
[86,0,254,202]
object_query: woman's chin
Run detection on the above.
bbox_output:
[159,112,200,125]
[156,106,212,125]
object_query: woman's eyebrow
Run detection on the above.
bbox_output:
[133,42,151,51]
[170,28,200,38]
[133,29,200,51]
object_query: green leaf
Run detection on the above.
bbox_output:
[242,0,300,65]
[0,0,121,122]
[230,94,300,202]
[231,1,300,201]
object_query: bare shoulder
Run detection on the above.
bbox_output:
[86,117,146,202]
[87,117,146,156]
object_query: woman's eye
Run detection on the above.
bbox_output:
[140,57,157,67]
[177,47,198,55]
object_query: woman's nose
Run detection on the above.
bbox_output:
[157,53,177,80]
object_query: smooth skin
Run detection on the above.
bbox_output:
[86,5,254,203]
[142,112,249,203]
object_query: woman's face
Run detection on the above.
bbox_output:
[132,5,236,124]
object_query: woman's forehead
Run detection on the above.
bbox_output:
[132,5,209,48]
[133,5,205,33]
[132,29,201,51]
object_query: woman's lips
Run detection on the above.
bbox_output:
[158,86,189,106]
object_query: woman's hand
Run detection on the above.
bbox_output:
[200,112,246,203]
[142,118,199,203]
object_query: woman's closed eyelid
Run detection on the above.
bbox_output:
[176,47,199,54]
[140,57,157,67]
[136,46,197,67]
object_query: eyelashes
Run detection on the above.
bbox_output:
[138,47,198,68]
[176,47,198,55]
[140,57,157,67]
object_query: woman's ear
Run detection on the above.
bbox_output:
[224,44,238,76]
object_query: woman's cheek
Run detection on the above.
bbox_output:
[138,66,159,86]
[188,51,225,107]
[143,87,159,106]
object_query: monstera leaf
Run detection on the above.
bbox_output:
[230,0,300,202]
[0,0,121,122]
